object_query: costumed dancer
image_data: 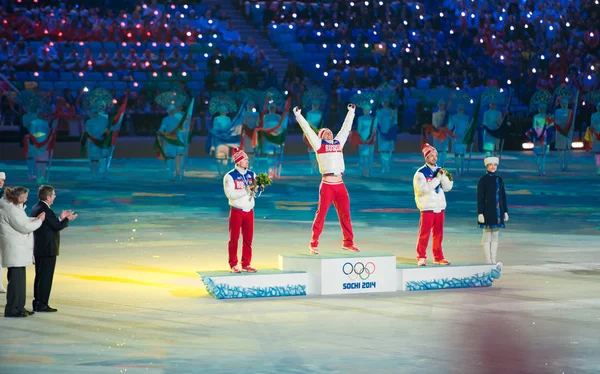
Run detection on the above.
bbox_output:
[432,100,449,167]
[84,103,110,179]
[207,94,239,178]
[413,143,453,266]
[477,157,508,264]
[27,112,51,184]
[155,90,189,180]
[553,96,575,172]
[585,101,600,174]
[223,147,264,273]
[526,89,553,176]
[482,101,502,157]
[302,87,328,175]
[376,96,397,174]
[21,93,40,180]
[293,104,360,254]
[261,101,283,178]
[159,104,185,180]
[241,100,259,168]
[449,104,470,176]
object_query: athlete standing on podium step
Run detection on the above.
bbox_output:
[293,104,360,255]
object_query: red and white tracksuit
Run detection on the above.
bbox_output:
[413,164,454,260]
[223,167,256,268]
[294,107,356,248]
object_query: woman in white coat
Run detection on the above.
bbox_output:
[0,186,45,317]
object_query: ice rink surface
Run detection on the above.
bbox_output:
[1,150,599,374]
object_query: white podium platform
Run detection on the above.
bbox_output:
[198,269,308,299]
[198,256,504,299]
[396,262,503,291]
[279,252,397,295]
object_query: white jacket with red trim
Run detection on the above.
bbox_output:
[294,106,355,175]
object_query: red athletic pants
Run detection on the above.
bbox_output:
[415,210,446,261]
[311,181,354,248]
[228,208,254,268]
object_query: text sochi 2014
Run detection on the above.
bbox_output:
[342,282,376,289]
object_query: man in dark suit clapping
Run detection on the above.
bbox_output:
[31,185,77,312]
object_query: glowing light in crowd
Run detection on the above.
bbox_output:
[500,55,505,60]
[510,26,514,31]
[541,55,545,60]
[471,14,475,18]
[404,21,408,25]
[350,43,355,48]
[565,77,569,82]
[78,72,84,77]
[182,72,187,77]
[334,23,339,27]
[213,34,217,39]
[364,43,369,48]
[404,79,408,83]
[591,32,595,37]
[566,22,570,27]
[556,53,560,58]
[392,43,397,48]
[108,72,113,77]
[317,32,321,36]
[480,38,484,43]
[450,29,454,34]
[365,1,369,6]
[167,72,172,77]
[204,53,208,58]
[112,99,117,104]
[420,15,424,20]
[345,60,350,64]
[522,142,534,150]
[198,34,203,39]
[440,12,444,17]
[470,99,474,104]
[324,72,328,77]
[215,59,220,64]
[333,59,338,64]
[416,5,420,9]
[405,48,410,52]
[532,68,537,73]
[337,44,342,48]
[507,80,512,85]
[315,64,320,69]
[588,75,593,80]
[525,24,529,29]
[34,72,39,77]
[187,31,191,36]
[153,72,158,77]
[272,24,277,29]
[322,43,327,48]
[461,12,466,17]
[357,90,362,94]
[293,14,297,19]
[255,3,260,8]
[184,4,188,9]
[289,25,293,29]
[83,87,89,92]
[549,26,554,31]
[572,142,584,149]
[499,16,503,21]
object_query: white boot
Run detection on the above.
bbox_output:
[482,243,492,264]
[490,242,499,264]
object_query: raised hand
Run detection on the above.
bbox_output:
[293,106,302,115]
[68,213,78,221]
[347,103,356,110]
[37,212,46,221]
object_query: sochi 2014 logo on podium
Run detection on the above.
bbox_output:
[342,261,377,290]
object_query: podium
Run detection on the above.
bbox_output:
[198,254,504,299]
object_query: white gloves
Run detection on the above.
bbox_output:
[293,106,301,116]
[478,214,484,223]
[504,212,509,222]
[347,103,356,112]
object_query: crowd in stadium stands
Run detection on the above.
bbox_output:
[1,0,599,129]
[245,0,599,106]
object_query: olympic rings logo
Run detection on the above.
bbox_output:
[342,261,376,281]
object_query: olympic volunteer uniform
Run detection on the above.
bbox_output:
[293,105,359,253]
[223,147,259,272]
[413,143,453,266]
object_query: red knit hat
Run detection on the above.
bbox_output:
[422,143,437,159]
[232,147,248,164]
[317,128,328,139]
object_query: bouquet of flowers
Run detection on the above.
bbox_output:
[438,168,453,181]
[250,172,272,199]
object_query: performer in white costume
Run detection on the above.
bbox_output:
[449,104,470,176]
[22,105,40,180]
[158,105,186,180]
[241,100,259,168]
[553,98,574,172]
[527,103,552,176]
[306,100,324,175]
[376,98,397,174]
[482,102,502,157]
[431,100,449,167]
[28,114,50,184]
[85,104,110,179]
[293,104,360,254]
[356,102,376,178]
[211,105,233,177]
[262,104,283,178]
